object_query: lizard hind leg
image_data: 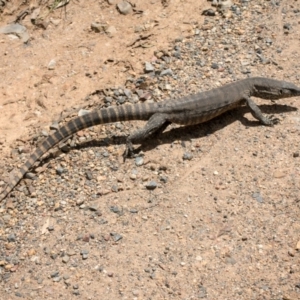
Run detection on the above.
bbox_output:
[123,113,171,160]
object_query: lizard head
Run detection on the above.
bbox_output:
[253,79,300,100]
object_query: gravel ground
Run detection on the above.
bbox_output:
[0,0,300,299]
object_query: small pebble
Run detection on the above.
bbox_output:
[145,181,157,190]
[47,59,56,70]
[135,156,144,166]
[117,1,132,15]
[145,62,155,72]
[183,152,193,160]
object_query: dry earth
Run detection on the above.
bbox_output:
[0,0,300,299]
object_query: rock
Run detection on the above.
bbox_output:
[7,233,16,242]
[183,152,193,161]
[117,1,132,15]
[212,0,232,9]
[78,109,91,116]
[67,249,76,256]
[0,23,26,34]
[110,233,123,242]
[252,192,264,203]
[56,165,65,175]
[47,59,56,70]
[25,172,37,180]
[159,176,168,183]
[105,25,117,36]
[91,22,108,33]
[135,156,144,166]
[160,69,173,76]
[130,173,137,180]
[202,9,216,16]
[50,121,59,130]
[145,62,155,72]
[220,0,233,9]
[273,171,286,178]
[62,255,70,263]
[211,63,219,69]
[145,181,157,190]
[50,18,61,26]
[110,206,121,214]
[265,37,273,45]
[85,171,93,180]
[0,23,28,43]
[80,249,89,260]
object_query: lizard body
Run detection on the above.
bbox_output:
[1,77,300,201]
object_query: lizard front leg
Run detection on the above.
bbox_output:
[123,113,171,159]
[245,96,279,126]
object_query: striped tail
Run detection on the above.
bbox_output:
[0,103,155,201]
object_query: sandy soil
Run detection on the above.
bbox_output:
[0,0,300,299]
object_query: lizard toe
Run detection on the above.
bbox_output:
[268,115,280,125]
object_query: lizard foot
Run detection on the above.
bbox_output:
[262,114,280,126]
[267,114,280,126]
[122,140,135,162]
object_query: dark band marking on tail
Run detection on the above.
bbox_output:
[37,145,46,157]
[25,160,32,169]
[134,103,141,119]
[53,129,64,142]
[78,116,87,130]
[109,107,118,122]
[145,103,151,117]
[83,112,96,127]
[126,104,133,120]
[112,107,119,120]
[118,105,126,121]
[60,125,72,138]
[47,135,56,147]
[69,118,81,133]
[42,139,53,152]
[100,108,109,123]
[29,151,39,162]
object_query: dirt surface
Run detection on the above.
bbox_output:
[0,0,300,299]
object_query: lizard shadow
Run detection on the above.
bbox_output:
[75,103,296,155]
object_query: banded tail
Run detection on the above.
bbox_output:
[0,102,156,201]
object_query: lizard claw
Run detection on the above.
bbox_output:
[271,118,280,125]
[262,114,280,126]
[268,114,280,125]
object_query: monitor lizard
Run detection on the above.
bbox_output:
[1,77,300,201]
